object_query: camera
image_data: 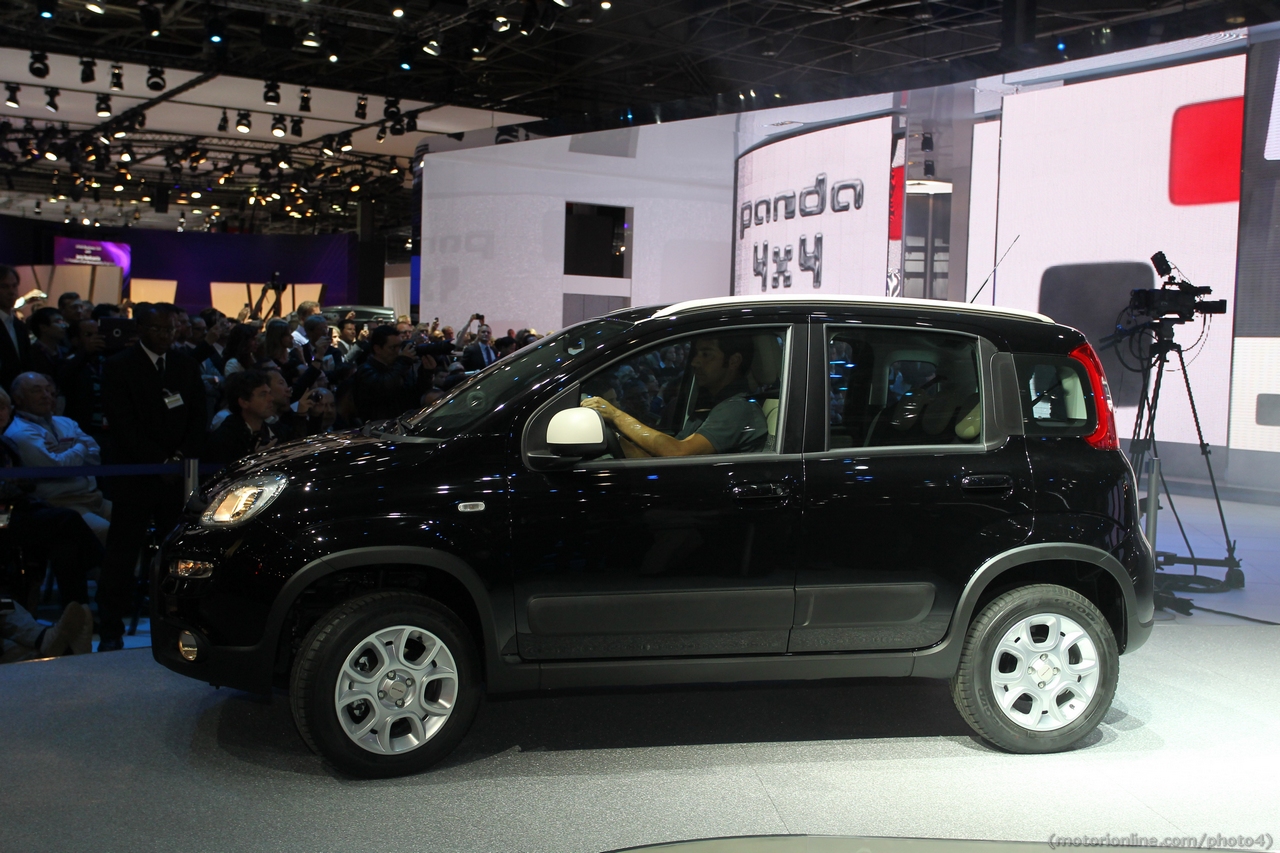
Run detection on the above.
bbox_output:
[1128,252,1227,321]
[416,340,456,357]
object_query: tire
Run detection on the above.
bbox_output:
[289,591,483,778]
[950,583,1119,754]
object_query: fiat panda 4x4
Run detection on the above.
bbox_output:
[153,295,1154,777]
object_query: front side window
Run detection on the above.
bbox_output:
[581,327,789,457]
[827,326,981,450]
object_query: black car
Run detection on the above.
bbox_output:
[153,295,1155,777]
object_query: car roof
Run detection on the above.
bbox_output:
[649,295,1053,325]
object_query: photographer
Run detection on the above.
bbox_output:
[352,325,434,423]
[205,369,280,464]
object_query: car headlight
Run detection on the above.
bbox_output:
[201,472,289,527]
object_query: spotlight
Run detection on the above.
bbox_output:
[328,51,339,63]
[110,64,123,90]
[36,0,55,19]
[388,157,400,174]
[301,29,321,48]
[390,2,404,17]
[44,149,58,161]
[276,147,291,169]
[921,133,933,152]
[376,123,387,142]
[146,66,166,91]
[398,48,413,71]
[217,109,228,132]
[5,85,19,108]
[518,1,538,34]
[235,110,251,133]
[422,36,441,56]
[119,143,134,162]
[923,159,935,178]
[45,87,59,113]
[552,0,573,6]
[263,80,281,105]
[95,93,111,117]
[471,22,489,54]
[405,113,417,132]
[290,116,303,137]
[87,2,105,13]
[321,135,335,157]
[299,86,311,112]
[600,0,611,8]
[80,57,97,84]
[383,96,401,119]
[338,132,353,151]
[207,14,225,43]
[140,2,161,36]
[494,13,512,32]
[29,52,50,79]
[112,126,126,138]
[270,114,287,137]
[390,116,405,135]
[355,94,367,119]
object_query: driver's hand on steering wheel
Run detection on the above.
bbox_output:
[580,396,619,423]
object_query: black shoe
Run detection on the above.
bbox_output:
[97,636,125,652]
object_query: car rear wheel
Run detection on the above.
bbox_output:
[951,583,1119,753]
[289,591,482,778]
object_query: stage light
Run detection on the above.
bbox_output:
[600,0,611,8]
[389,157,400,174]
[390,2,404,17]
[146,66,166,91]
[539,3,558,30]
[517,1,537,34]
[398,49,413,71]
[87,3,105,13]
[110,64,124,90]
[321,135,335,157]
[207,15,225,43]
[1057,41,1066,51]
[299,86,311,112]
[29,52,50,79]
[422,36,441,55]
[5,85,19,108]
[290,116,303,137]
[390,116,405,136]
[37,0,55,18]
[923,159,935,178]
[271,114,287,137]
[921,133,933,152]
[338,132,353,151]
[95,93,111,116]
[140,3,161,36]
[45,149,58,161]
[301,29,321,48]
[112,126,126,138]
[263,80,281,104]
[471,22,489,54]
[376,123,387,143]
[80,57,97,84]
[405,113,417,132]
[45,87,59,112]
[235,110,251,133]
[349,182,360,192]
[355,94,367,119]
[383,96,401,118]
[217,109,228,132]
[552,0,572,6]
[277,148,291,169]
[494,13,511,32]
[120,143,134,162]
[328,51,339,63]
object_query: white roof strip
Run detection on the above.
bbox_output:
[652,294,1054,324]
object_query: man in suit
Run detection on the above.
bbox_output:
[0,264,32,391]
[98,303,207,650]
[460,323,497,371]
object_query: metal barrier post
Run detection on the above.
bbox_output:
[1145,456,1160,549]
[183,457,200,505]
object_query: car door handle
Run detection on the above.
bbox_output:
[961,474,1014,491]
[732,482,791,500]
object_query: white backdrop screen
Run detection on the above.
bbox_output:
[733,116,893,296]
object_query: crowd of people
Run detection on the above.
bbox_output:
[0,262,540,661]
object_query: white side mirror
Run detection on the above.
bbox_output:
[546,407,607,457]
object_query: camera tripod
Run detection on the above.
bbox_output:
[1126,317,1244,608]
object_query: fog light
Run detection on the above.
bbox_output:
[171,559,213,578]
[177,631,202,662]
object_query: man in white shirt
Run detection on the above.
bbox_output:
[5,371,112,543]
[292,301,321,347]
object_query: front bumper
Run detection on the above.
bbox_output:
[151,617,277,694]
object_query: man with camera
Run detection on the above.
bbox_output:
[352,325,436,424]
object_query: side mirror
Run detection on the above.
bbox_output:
[545,407,608,459]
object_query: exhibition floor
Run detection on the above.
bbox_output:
[4,496,1278,853]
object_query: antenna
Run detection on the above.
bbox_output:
[969,234,1020,304]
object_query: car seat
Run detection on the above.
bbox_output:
[748,333,784,451]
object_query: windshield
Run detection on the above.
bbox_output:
[403,317,634,439]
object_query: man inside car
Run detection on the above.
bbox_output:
[581,334,766,457]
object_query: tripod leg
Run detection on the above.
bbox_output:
[1174,347,1240,574]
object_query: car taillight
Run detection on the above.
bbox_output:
[1069,342,1120,450]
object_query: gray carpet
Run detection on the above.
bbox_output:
[3,625,1278,853]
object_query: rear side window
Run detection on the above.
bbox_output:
[1013,355,1097,436]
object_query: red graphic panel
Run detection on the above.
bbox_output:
[1169,96,1244,205]
[888,165,905,240]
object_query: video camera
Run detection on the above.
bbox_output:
[1130,252,1228,321]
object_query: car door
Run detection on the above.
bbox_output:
[509,320,808,660]
[791,317,1034,653]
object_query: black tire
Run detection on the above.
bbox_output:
[289,591,483,778]
[951,583,1119,754]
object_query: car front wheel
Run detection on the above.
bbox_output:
[289,591,482,778]
[951,583,1119,753]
